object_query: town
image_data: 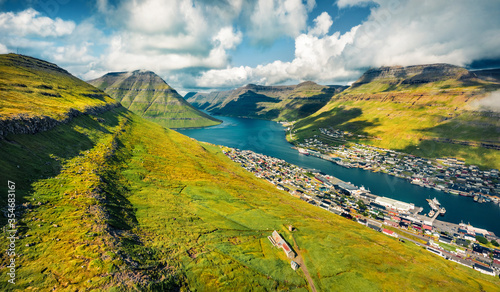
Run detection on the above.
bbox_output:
[223,146,500,277]
[291,127,500,203]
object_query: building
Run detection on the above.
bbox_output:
[291,261,299,270]
[439,235,453,244]
[473,264,496,276]
[382,228,399,238]
[272,230,295,259]
[375,196,414,212]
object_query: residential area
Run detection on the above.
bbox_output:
[223,147,500,278]
[293,127,500,202]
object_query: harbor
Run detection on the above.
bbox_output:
[222,146,500,276]
[178,114,500,239]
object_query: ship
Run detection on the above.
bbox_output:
[426,198,441,211]
[439,207,446,215]
[298,148,309,155]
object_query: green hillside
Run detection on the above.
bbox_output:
[88,71,221,128]
[0,53,117,122]
[187,82,347,122]
[1,55,500,291]
[291,64,500,169]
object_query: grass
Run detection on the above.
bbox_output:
[2,107,500,290]
[0,54,116,120]
[291,78,500,169]
[1,54,500,290]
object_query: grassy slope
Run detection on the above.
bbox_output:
[0,54,116,120]
[89,71,221,129]
[1,109,500,290]
[1,56,499,290]
[292,77,500,169]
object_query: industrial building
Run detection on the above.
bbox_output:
[375,196,415,212]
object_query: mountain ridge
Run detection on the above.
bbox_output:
[88,70,221,128]
[187,81,347,121]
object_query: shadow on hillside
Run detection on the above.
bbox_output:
[0,109,124,215]
[297,106,378,138]
[214,90,279,118]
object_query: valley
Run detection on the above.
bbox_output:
[2,54,499,290]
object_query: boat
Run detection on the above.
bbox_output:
[428,210,435,217]
[298,148,309,155]
[432,197,441,206]
[439,207,446,215]
[473,195,479,202]
[426,198,439,211]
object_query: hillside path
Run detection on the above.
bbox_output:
[292,236,317,292]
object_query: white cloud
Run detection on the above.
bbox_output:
[336,0,375,9]
[0,8,75,37]
[213,27,243,50]
[471,91,500,112]
[0,43,8,54]
[196,0,500,89]
[308,12,333,37]
[247,0,311,46]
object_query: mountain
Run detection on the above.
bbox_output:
[473,68,500,83]
[88,70,221,128]
[2,54,500,291]
[183,91,197,100]
[291,64,500,169]
[187,81,348,121]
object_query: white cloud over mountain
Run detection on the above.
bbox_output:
[1,0,499,91]
[196,0,500,88]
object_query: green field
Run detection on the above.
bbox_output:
[1,54,500,291]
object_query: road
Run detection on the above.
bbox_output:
[291,235,317,292]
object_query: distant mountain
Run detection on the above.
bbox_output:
[183,91,197,100]
[187,81,347,121]
[88,71,221,128]
[351,64,477,87]
[292,64,500,169]
[473,68,500,83]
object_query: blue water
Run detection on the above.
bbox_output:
[178,114,500,236]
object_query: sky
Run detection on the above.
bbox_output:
[1,0,500,94]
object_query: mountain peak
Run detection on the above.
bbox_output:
[88,70,221,128]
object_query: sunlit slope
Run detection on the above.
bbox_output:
[2,114,499,291]
[1,56,498,291]
[0,53,117,121]
[292,64,500,169]
[89,70,221,128]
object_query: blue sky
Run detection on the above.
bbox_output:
[1,0,499,93]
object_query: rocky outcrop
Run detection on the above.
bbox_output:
[0,102,121,138]
[352,64,477,87]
